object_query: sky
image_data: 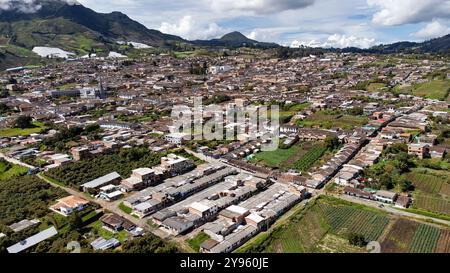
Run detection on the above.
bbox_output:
[4,0,450,48]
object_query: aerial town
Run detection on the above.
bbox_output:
[0,0,449,257]
[1,47,449,254]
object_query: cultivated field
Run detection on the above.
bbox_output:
[297,111,369,130]
[413,194,450,216]
[252,142,328,172]
[238,196,450,253]
[380,218,449,253]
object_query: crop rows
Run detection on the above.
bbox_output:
[409,224,441,253]
[414,194,450,215]
[291,145,327,172]
[318,203,389,242]
[406,172,444,194]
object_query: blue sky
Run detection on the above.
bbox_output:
[72,0,449,48]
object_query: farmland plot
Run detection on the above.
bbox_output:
[414,194,450,215]
[409,224,441,253]
[436,230,450,253]
[381,219,419,253]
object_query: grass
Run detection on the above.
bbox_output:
[252,145,301,168]
[297,110,369,130]
[187,231,210,252]
[87,220,129,243]
[367,83,387,92]
[0,161,28,180]
[394,80,450,101]
[119,202,132,214]
[0,121,47,137]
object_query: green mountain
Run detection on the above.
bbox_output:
[192,31,279,48]
[367,34,450,54]
[0,0,185,55]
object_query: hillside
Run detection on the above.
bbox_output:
[366,34,450,54]
[0,0,185,55]
[192,31,279,49]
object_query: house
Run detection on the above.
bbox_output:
[200,239,220,253]
[374,190,398,204]
[280,125,299,134]
[344,187,373,200]
[160,154,195,176]
[408,143,430,159]
[71,147,91,161]
[50,195,89,216]
[81,172,122,192]
[395,195,411,208]
[164,132,189,145]
[7,227,58,253]
[161,216,195,235]
[90,237,120,251]
[189,201,219,220]
[430,146,447,159]
[100,213,135,232]
[98,185,123,201]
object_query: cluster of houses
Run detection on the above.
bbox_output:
[80,154,195,199]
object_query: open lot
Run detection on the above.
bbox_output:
[0,121,47,137]
[0,160,29,180]
[251,142,327,172]
[297,110,369,130]
[395,79,450,101]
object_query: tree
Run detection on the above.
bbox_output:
[68,212,83,230]
[324,136,340,150]
[399,179,414,192]
[13,116,33,129]
[348,233,367,247]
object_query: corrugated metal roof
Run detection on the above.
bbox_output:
[7,227,57,253]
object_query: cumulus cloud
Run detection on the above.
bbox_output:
[0,0,42,12]
[412,21,450,40]
[159,15,228,40]
[367,0,450,26]
[0,0,80,12]
[291,34,376,49]
[206,0,315,14]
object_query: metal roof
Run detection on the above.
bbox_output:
[7,227,57,253]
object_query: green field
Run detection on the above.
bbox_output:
[252,142,330,172]
[0,121,47,137]
[187,232,210,252]
[0,160,28,180]
[251,144,302,169]
[119,202,132,214]
[297,110,369,130]
[395,80,450,101]
[367,83,387,92]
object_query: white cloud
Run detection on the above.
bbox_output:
[159,16,228,40]
[412,21,450,40]
[367,0,450,26]
[206,0,315,14]
[0,0,81,12]
[291,34,376,49]
[0,0,41,12]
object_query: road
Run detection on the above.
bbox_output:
[37,173,148,228]
[0,152,35,169]
[332,193,450,227]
